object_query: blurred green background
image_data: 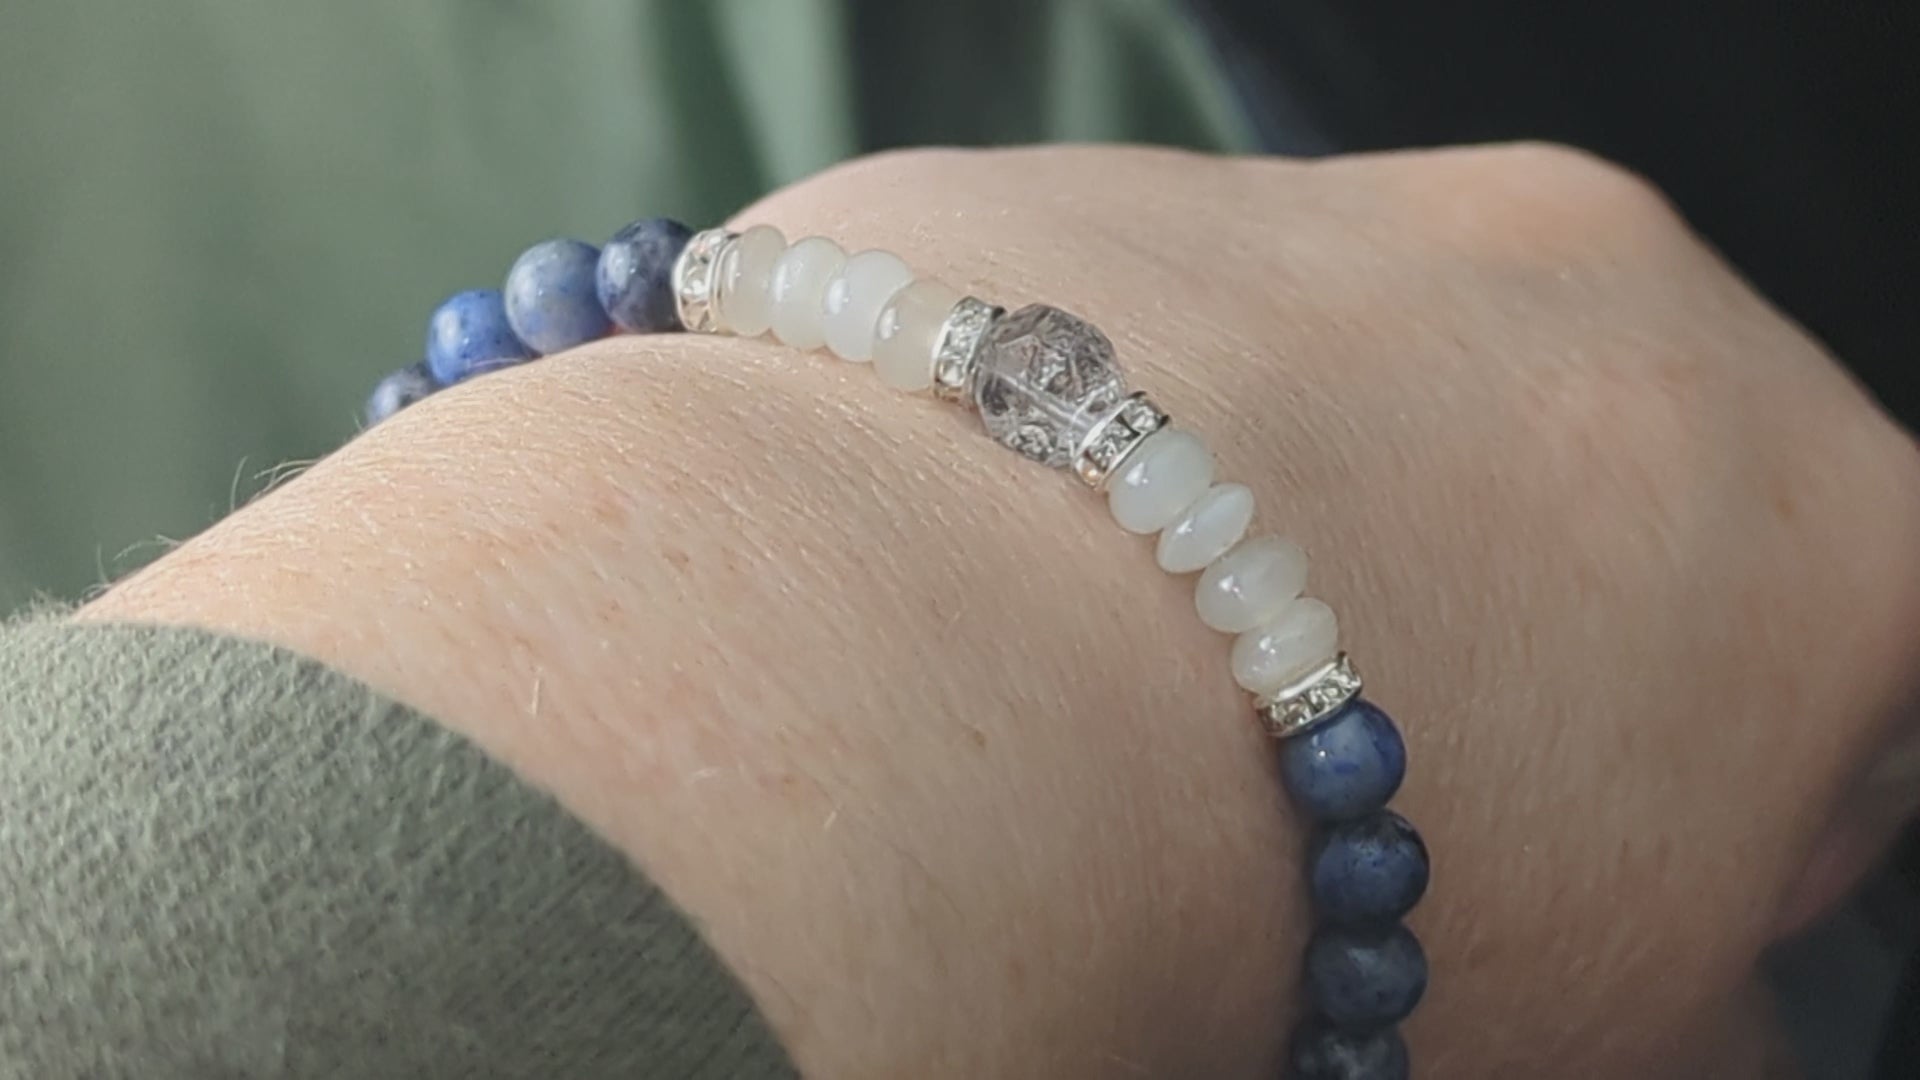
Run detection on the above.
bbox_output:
[0,0,1253,608]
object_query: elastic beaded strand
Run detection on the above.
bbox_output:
[716,225,788,339]
[874,279,962,391]
[1308,809,1430,927]
[1155,480,1254,573]
[366,216,698,426]
[600,218,694,333]
[424,288,533,385]
[504,238,611,355]
[1196,535,1309,634]
[765,236,845,350]
[667,228,1429,1076]
[364,362,438,427]
[821,249,915,361]
[361,218,1433,1077]
[1290,1019,1411,1079]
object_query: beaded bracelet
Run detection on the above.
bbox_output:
[367,218,1431,1080]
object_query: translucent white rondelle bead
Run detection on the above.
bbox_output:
[874,279,962,391]
[1195,535,1309,633]
[716,224,786,338]
[1156,482,1255,573]
[1108,429,1214,534]
[767,236,846,350]
[1231,597,1339,695]
[821,249,915,361]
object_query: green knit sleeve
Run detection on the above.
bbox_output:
[0,617,795,1079]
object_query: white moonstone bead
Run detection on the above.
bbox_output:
[1195,535,1308,633]
[1107,429,1214,535]
[873,279,962,391]
[1231,598,1339,696]
[716,224,786,338]
[821,249,915,362]
[1156,482,1255,573]
[767,236,846,350]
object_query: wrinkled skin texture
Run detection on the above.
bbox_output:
[88,146,1920,1078]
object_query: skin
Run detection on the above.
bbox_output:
[82,145,1920,1077]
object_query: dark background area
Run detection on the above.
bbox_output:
[1193,2,1918,430]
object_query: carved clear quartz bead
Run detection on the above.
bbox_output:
[970,304,1128,467]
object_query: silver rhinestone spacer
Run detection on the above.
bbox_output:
[1257,653,1364,739]
[931,297,1002,404]
[1072,391,1168,488]
[671,228,736,334]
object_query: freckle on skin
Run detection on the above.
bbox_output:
[1772,488,1797,522]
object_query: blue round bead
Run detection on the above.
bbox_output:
[1309,810,1430,926]
[596,218,693,332]
[1288,1020,1409,1080]
[1304,923,1427,1029]
[504,238,610,354]
[425,288,534,385]
[364,362,439,426]
[1279,700,1407,822]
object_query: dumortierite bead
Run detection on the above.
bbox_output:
[1304,923,1427,1029]
[364,362,438,425]
[504,238,610,354]
[1308,810,1429,926]
[1279,699,1407,822]
[597,217,693,332]
[1288,1021,1409,1080]
[425,289,533,385]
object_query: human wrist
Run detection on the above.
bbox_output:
[75,141,1920,1075]
[82,331,1306,1076]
